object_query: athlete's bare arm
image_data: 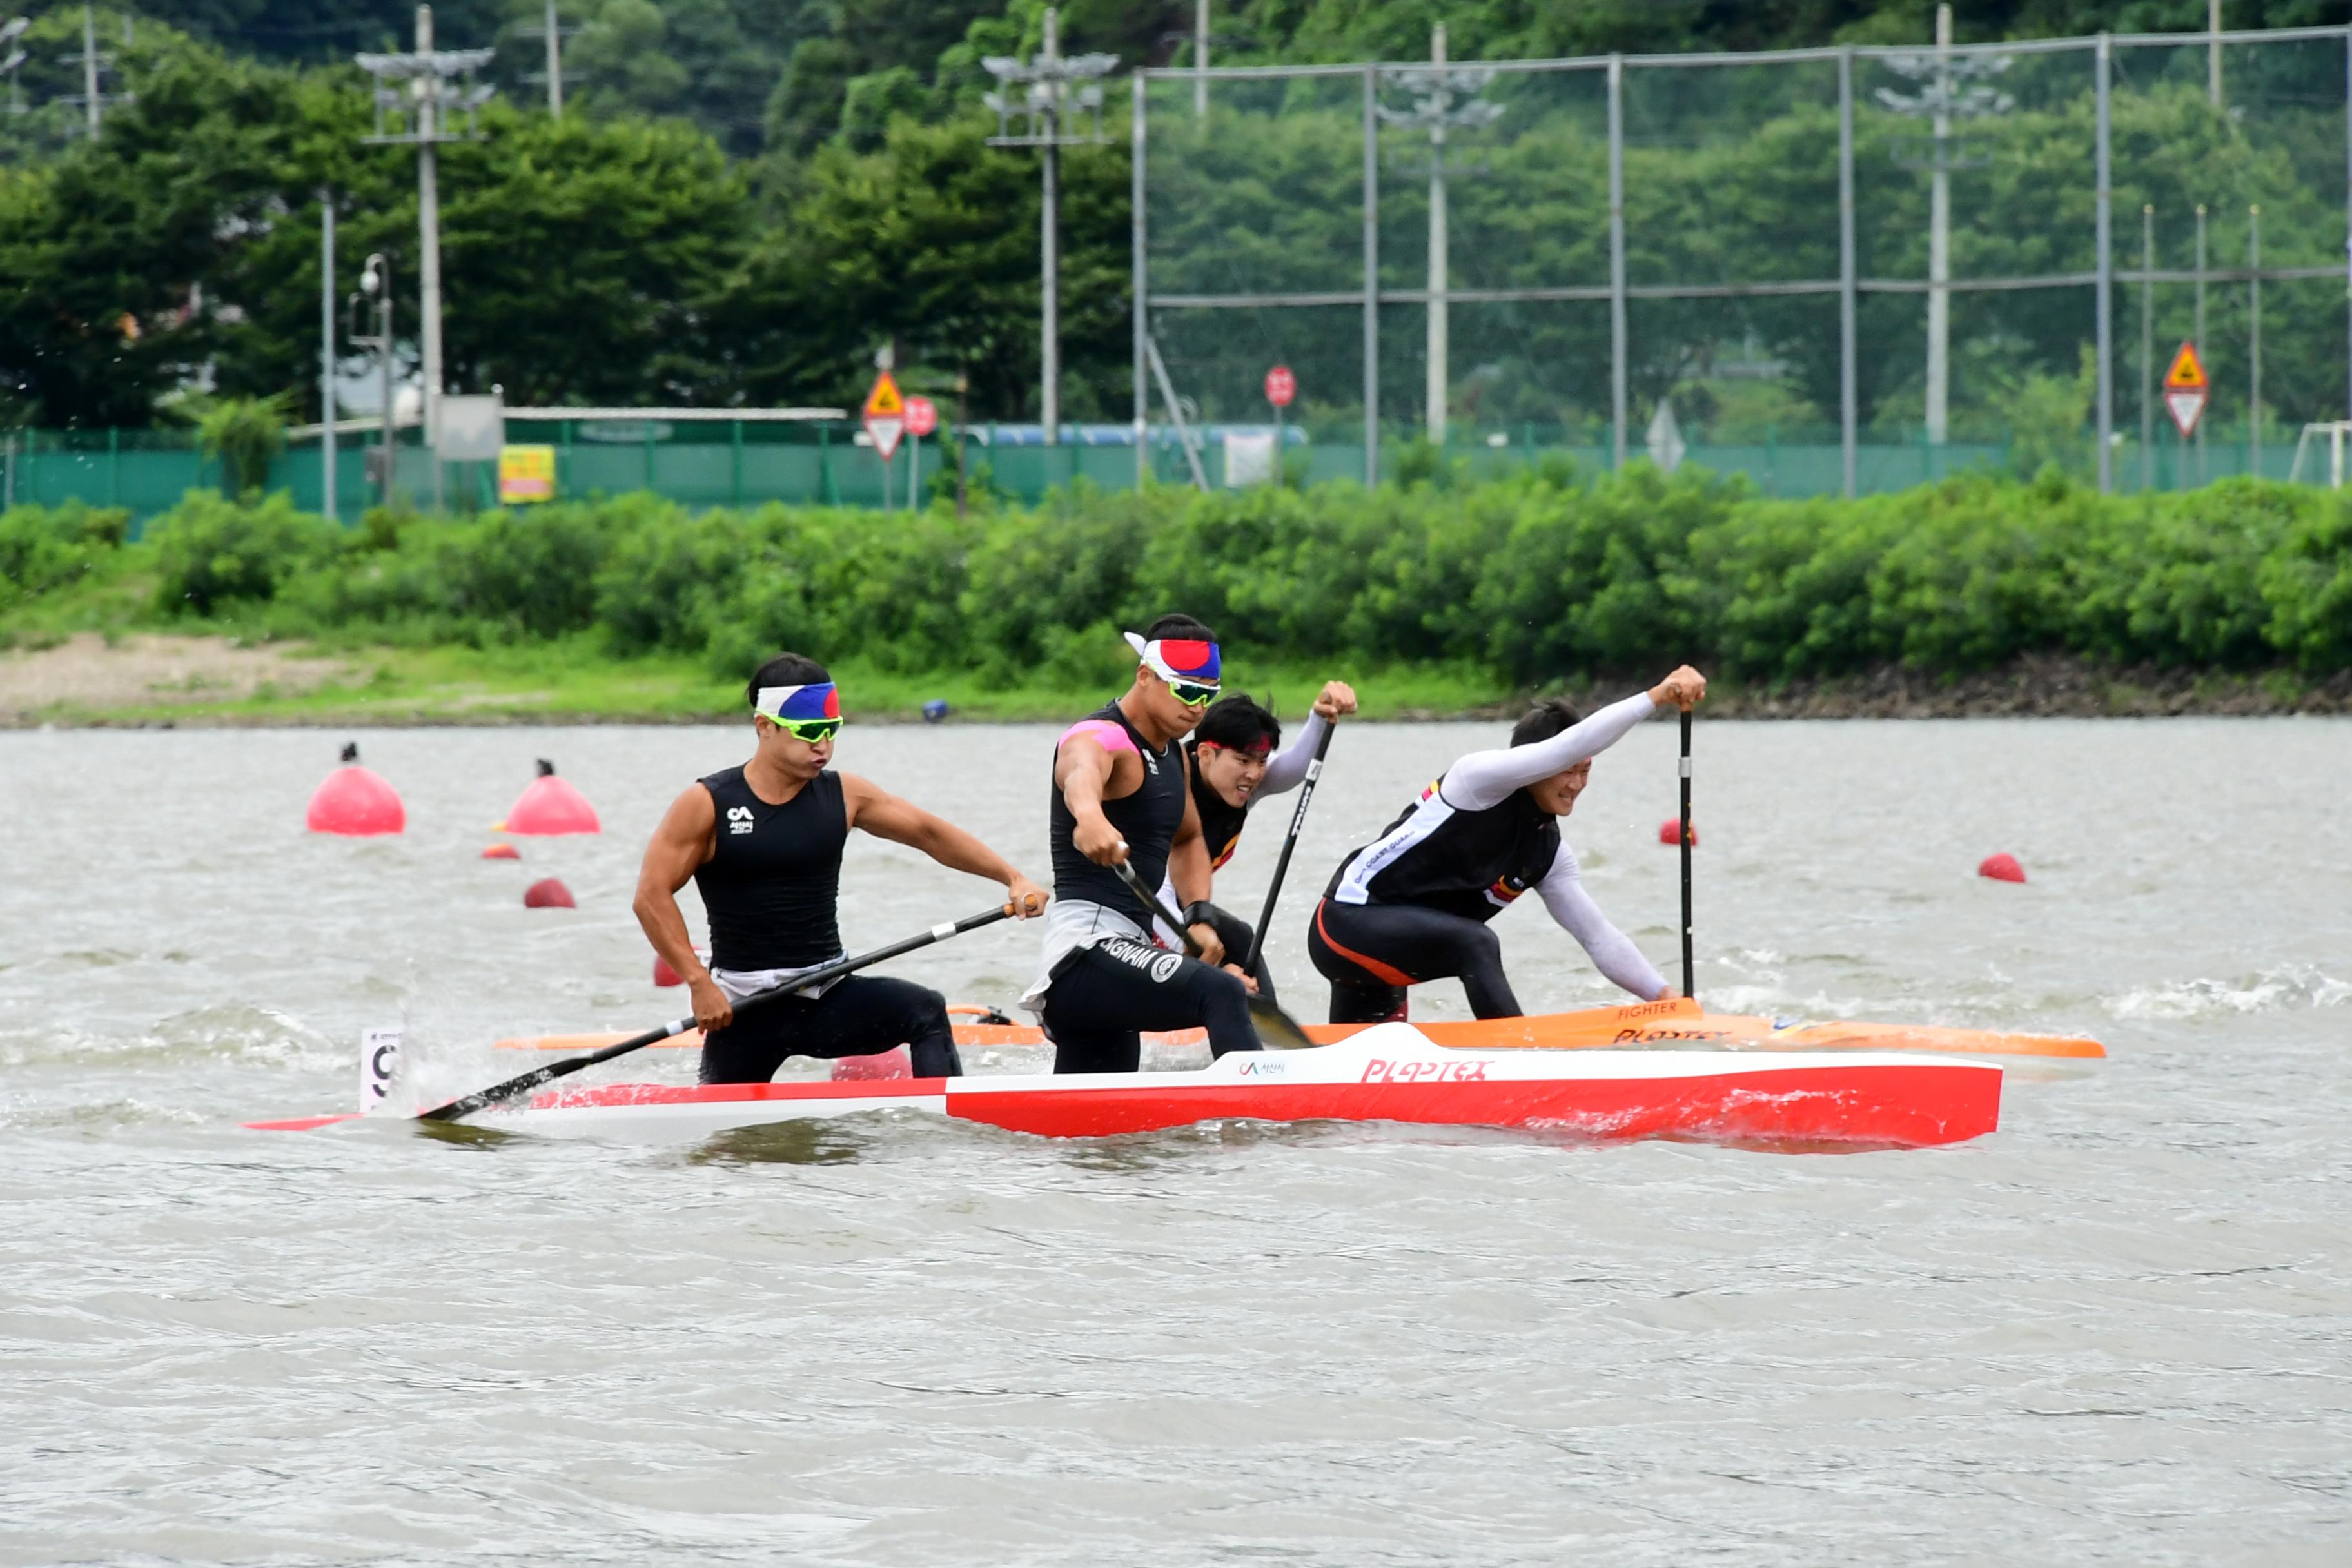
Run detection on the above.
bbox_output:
[632,783,735,1033]
[1054,734,1142,867]
[839,774,1047,917]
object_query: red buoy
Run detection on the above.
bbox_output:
[505,760,601,836]
[1658,818,1696,847]
[306,743,406,836]
[480,843,520,860]
[653,954,684,987]
[523,877,576,908]
[1978,852,2027,884]
[830,1047,913,1082]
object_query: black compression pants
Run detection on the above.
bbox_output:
[1041,934,1261,1074]
[1190,900,1277,1003]
[698,974,962,1083]
[1306,897,1524,1025]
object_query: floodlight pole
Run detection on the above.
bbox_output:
[79,3,95,133]
[1043,17,1060,444]
[1427,24,1447,446]
[320,193,337,523]
[1927,4,1950,449]
[545,0,562,116]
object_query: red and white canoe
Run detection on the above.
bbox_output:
[250,1024,2001,1148]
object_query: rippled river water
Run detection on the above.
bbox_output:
[3,716,2348,1565]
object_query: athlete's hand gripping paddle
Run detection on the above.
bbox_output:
[417,906,1013,1124]
[1108,859,1316,1051]
[1241,715,1337,979]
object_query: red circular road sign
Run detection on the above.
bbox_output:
[905,395,939,438]
[1264,365,1296,407]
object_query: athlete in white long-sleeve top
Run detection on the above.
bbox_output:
[1306,667,1707,1024]
[1151,681,1358,999]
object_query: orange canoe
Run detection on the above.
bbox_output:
[496,996,2101,1061]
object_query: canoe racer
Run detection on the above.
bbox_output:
[1022,616,1262,1073]
[1151,683,1357,999]
[634,651,1048,1084]
[1307,666,1708,1023]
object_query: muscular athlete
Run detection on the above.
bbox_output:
[1022,616,1262,1073]
[1308,665,1707,1024]
[634,651,1048,1084]
[1150,683,1357,1000]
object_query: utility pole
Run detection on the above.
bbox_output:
[2210,0,2224,111]
[357,5,493,512]
[60,4,128,133]
[1378,30,1502,446]
[1,19,28,119]
[982,8,1115,446]
[518,0,578,117]
[1194,0,1207,117]
[1877,6,2010,449]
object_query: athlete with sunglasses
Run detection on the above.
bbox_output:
[634,651,1048,1084]
[1021,616,1264,1073]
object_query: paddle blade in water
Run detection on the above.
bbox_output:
[1248,995,1317,1051]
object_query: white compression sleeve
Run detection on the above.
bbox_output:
[1439,691,1658,812]
[1253,710,1329,804]
[1536,842,1669,1001]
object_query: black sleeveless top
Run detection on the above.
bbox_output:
[1183,740,1249,870]
[694,767,847,970]
[1326,776,1560,926]
[1050,701,1189,926]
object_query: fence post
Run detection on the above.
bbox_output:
[1363,61,1380,487]
[730,418,743,506]
[2095,32,2113,495]
[1838,46,1856,500]
[2141,204,2155,493]
[643,425,656,494]
[2249,203,2262,477]
[1133,71,1148,489]
[1608,54,1627,473]
[107,426,119,508]
[819,420,834,505]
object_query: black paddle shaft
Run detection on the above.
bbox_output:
[1242,716,1338,976]
[417,906,1012,1123]
[1680,706,1695,1001]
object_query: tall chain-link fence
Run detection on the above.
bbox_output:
[1133,24,2352,496]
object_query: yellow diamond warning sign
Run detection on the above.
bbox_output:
[863,370,906,460]
[2163,341,2207,392]
[2162,340,2208,437]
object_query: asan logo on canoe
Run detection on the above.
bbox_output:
[1361,1057,1491,1084]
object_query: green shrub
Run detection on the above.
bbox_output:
[0,501,131,607]
[149,490,339,614]
[21,468,2350,680]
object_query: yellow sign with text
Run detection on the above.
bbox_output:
[498,444,556,504]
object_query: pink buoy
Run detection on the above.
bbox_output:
[831,1047,913,1082]
[523,877,576,909]
[480,843,520,861]
[505,760,601,836]
[1658,818,1696,847]
[1978,852,2027,884]
[653,954,684,988]
[306,743,406,836]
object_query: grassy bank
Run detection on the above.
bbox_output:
[5,467,2351,725]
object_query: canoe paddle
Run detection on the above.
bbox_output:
[1109,858,1317,1050]
[1241,712,1337,979]
[1679,705,1696,1001]
[418,906,1013,1124]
